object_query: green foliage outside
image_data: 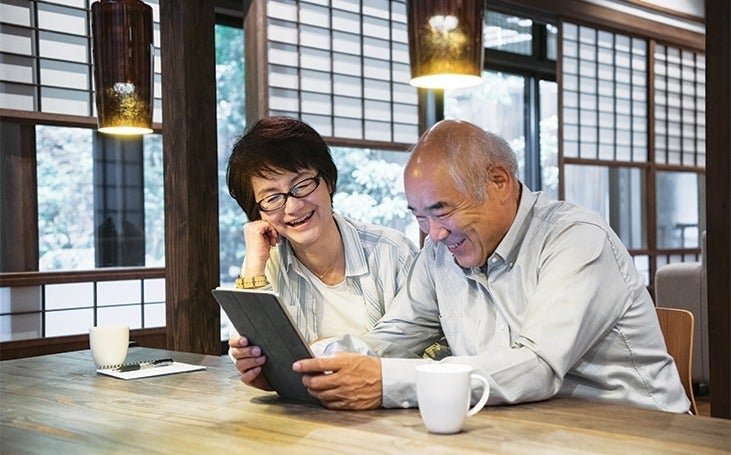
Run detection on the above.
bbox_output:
[36,126,95,270]
[215,25,248,283]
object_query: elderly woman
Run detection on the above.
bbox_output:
[226,116,418,391]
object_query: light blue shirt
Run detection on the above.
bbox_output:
[258,213,418,343]
[363,185,690,413]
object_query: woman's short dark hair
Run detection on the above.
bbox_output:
[227,116,338,220]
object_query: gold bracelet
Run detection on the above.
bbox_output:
[235,275,269,289]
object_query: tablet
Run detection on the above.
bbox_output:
[212,287,320,405]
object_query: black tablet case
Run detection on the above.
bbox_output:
[212,288,320,405]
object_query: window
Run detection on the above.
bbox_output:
[35,127,165,271]
[263,0,419,145]
[564,164,646,250]
[1,0,166,342]
[656,171,704,249]
[216,23,246,286]
[0,0,163,120]
[331,147,419,245]
[653,44,705,251]
[654,45,705,167]
[223,0,421,282]
[562,24,648,163]
[561,21,705,285]
[562,23,649,253]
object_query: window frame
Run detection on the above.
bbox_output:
[0,1,238,358]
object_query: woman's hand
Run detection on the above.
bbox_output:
[242,220,280,276]
[228,334,273,391]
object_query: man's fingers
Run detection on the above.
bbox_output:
[301,371,339,391]
[293,357,339,374]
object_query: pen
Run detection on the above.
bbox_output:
[118,358,174,372]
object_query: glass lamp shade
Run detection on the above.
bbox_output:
[407,0,485,89]
[91,0,153,135]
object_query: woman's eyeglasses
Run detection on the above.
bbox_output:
[256,175,321,212]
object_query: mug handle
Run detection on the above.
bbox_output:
[467,373,490,416]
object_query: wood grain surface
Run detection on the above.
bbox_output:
[1,347,729,454]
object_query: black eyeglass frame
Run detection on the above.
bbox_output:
[256,174,322,212]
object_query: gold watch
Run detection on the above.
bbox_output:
[235,275,269,289]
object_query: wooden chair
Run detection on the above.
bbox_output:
[656,307,698,415]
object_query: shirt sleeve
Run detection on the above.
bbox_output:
[360,248,446,359]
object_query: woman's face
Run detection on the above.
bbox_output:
[250,168,333,248]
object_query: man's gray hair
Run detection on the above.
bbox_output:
[430,122,519,203]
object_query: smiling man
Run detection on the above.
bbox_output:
[294,119,691,414]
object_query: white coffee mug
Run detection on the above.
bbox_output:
[416,363,490,434]
[89,325,129,368]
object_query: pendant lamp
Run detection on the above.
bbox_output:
[91,0,153,135]
[406,0,485,89]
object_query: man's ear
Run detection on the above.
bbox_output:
[489,165,510,190]
[487,165,516,206]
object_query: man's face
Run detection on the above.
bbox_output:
[405,160,513,269]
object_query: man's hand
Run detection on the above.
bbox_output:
[293,354,382,410]
[228,334,273,391]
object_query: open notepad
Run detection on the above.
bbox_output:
[96,359,206,380]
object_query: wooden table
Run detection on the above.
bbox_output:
[1,347,729,454]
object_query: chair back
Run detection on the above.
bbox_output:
[656,307,698,415]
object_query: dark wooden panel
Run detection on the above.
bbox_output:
[705,0,731,420]
[160,0,221,355]
[0,122,38,272]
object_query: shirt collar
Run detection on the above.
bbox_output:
[491,182,537,269]
[457,182,536,277]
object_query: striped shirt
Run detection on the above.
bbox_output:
[253,213,418,343]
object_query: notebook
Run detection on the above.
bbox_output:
[96,358,206,380]
[212,287,320,405]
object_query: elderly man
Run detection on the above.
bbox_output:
[287,119,689,413]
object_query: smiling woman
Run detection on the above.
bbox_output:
[224,116,418,392]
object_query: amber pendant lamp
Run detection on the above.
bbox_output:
[91,0,154,135]
[406,0,485,89]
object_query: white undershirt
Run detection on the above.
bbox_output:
[303,270,366,339]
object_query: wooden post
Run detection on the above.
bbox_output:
[160,0,220,355]
[705,0,731,419]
